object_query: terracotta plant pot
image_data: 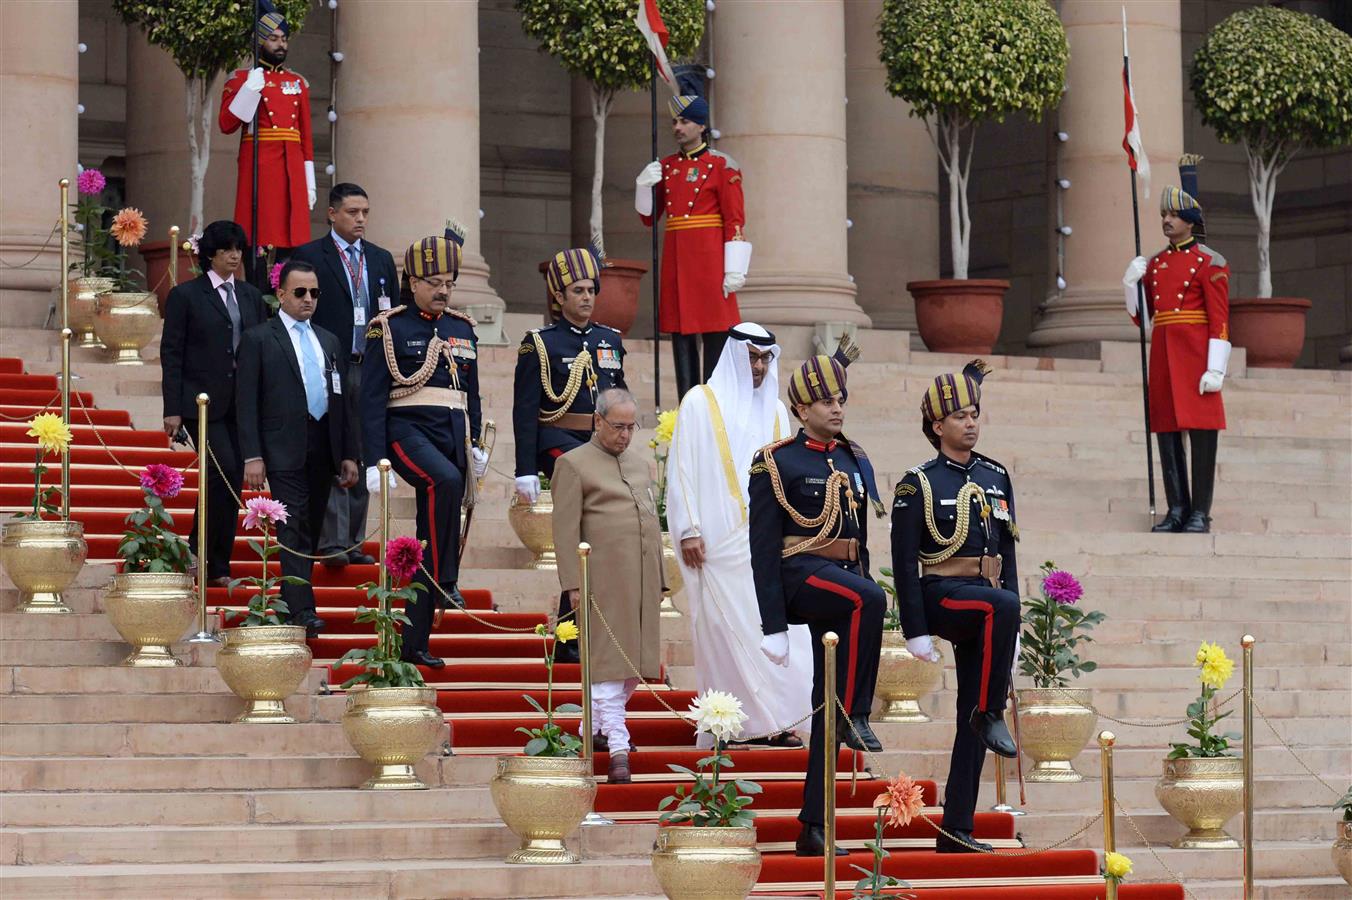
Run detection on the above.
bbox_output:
[1228,296,1311,368]
[537,257,648,335]
[906,279,1009,354]
[140,239,200,314]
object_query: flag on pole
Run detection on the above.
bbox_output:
[1121,9,1152,202]
[636,0,677,93]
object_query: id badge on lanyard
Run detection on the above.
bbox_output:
[336,238,364,306]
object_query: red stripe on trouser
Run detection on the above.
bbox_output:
[547,448,564,458]
[805,574,863,712]
[392,441,439,582]
[940,597,995,712]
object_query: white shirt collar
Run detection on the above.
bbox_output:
[207,269,235,290]
[331,230,362,255]
[279,309,308,331]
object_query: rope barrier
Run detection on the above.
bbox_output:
[0,394,62,420]
[0,222,60,270]
[1051,685,1244,729]
[1251,693,1343,798]
[1114,798,1200,900]
[71,390,199,481]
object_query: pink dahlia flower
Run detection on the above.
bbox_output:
[77,168,106,196]
[385,536,423,585]
[139,463,184,499]
[1042,569,1084,605]
[242,496,288,531]
[268,261,284,290]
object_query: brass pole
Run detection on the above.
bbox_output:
[168,225,180,288]
[59,328,72,519]
[187,393,217,643]
[377,458,391,658]
[1099,730,1117,900]
[577,542,611,827]
[59,179,69,331]
[823,630,839,895]
[1242,634,1255,900]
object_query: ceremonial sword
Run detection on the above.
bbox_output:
[458,419,496,566]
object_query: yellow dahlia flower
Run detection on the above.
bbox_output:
[1199,644,1234,690]
[554,620,579,644]
[1104,851,1133,879]
[26,413,72,454]
[654,408,677,445]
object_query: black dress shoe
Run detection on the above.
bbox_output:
[402,649,445,669]
[292,614,326,638]
[1151,509,1188,533]
[438,584,466,610]
[969,709,1018,758]
[554,640,580,665]
[348,551,376,565]
[795,823,848,857]
[320,551,348,569]
[1181,511,1211,533]
[935,829,993,854]
[838,714,882,753]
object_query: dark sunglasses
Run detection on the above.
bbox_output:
[287,287,321,299]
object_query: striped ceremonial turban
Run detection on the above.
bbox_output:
[921,360,992,422]
[257,0,288,38]
[404,235,461,282]
[669,94,709,125]
[787,355,848,408]
[545,248,602,296]
[1161,184,1204,229]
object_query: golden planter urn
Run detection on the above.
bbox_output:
[1155,756,1244,849]
[215,625,312,723]
[651,825,762,900]
[874,631,943,723]
[1333,820,1352,886]
[342,686,443,790]
[103,572,196,666]
[490,755,596,864]
[508,489,557,570]
[1014,687,1098,782]
[660,532,683,618]
[93,290,159,365]
[0,519,86,613]
[66,275,115,347]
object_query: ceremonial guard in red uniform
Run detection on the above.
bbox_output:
[636,93,751,399]
[219,0,315,251]
[1122,159,1230,533]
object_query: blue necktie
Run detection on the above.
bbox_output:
[346,244,369,354]
[295,321,328,420]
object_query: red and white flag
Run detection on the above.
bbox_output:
[635,0,677,93]
[1121,10,1151,201]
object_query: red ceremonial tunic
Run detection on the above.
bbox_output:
[219,64,313,249]
[639,143,746,335]
[1132,238,1230,432]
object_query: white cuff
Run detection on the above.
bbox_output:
[634,183,653,217]
[304,160,316,193]
[227,85,262,123]
[678,525,701,541]
[1207,339,1231,377]
[1124,284,1139,318]
[724,240,752,277]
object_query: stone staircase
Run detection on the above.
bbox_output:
[1,320,1349,898]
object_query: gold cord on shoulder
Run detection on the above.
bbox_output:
[532,331,595,423]
[764,447,854,558]
[914,469,986,566]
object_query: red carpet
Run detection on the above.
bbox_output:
[0,358,1187,898]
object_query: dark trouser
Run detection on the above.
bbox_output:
[794,563,886,826]
[187,414,242,580]
[319,363,368,558]
[267,417,333,622]
[1155,430,1219,527]
[388,428,465,655]
[670,331,731,401]
[922,576,1021,833]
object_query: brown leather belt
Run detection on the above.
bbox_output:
[542,412,593,432]
[923,554,1002,584]
[782,536,859,562]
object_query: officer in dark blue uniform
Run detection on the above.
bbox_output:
[362,230,487,670]
[890,359,1020,854]
[749,347,887,858]
[513,248,627,663]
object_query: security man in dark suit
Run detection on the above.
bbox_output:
[749,346,887,858]
[890,360,1021,855]
[513,248,627,662]
[236,260,360,637]
[362,230,487,669]
[290,182,399,567]
[160,219,268,585]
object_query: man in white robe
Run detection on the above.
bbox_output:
[665,323,813,747]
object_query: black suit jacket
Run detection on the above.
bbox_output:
[235,316,359,473]
[290,234,399,355]
[160,274,268,421]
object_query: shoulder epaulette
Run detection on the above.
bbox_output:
[445,307,477,327]
[597,323,621,334]
[756,436,794,458]
[973,453,1008,476]
[366,305,405,338]
[1198,243,1227,268]
[708,148,740,172]
[909,458,939,474]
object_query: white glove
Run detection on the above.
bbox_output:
[227,69,265,122]
[1123,256,1147,317]
[634,161,662,217]
[365,466,397,494]
[1199,338,1231,394]
[1199,370,1224,394]
[760,631,790,667]
[471,446,488,479]
[1013,632,1022,675]
[515,475,541,504]
[722,271,746,297]
[906,635,941,663]
[304,160,316,210]
[636,160,663,188]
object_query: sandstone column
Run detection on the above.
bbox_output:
[845,0,938,332]
[716,0,868,327]
[1027,0,1183,347]
[338,0,505,341]
[0,1,79,326]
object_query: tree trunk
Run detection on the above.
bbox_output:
[184,76,213,235]
[1246,140,1288,300]
[943,114,969,280]
[589,86,615,257]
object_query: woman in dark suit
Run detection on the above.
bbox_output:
[160,220,268,584]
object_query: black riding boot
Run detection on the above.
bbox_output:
[1183,430,1218,533]
[700,331,729,382]
[1151,432,1190,533]
[671,333,700,401]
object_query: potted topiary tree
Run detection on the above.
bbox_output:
[515,0,704,331]
[878,0,1067,353]
[1190,6,1352,368]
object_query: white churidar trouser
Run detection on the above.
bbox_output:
[579,677,639,752]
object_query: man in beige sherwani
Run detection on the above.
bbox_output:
[552,388,663,783]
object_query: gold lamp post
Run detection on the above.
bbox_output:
[823,631,839,895]
[1100,731,1118,900]
[187,393,217,643]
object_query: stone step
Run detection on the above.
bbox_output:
[1182,877,1352,900]
[0,691,333,725]
[1123,841,1339,884]
[0,722,357,758]
[1011,806,1343,847]
[1,664,322,697]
